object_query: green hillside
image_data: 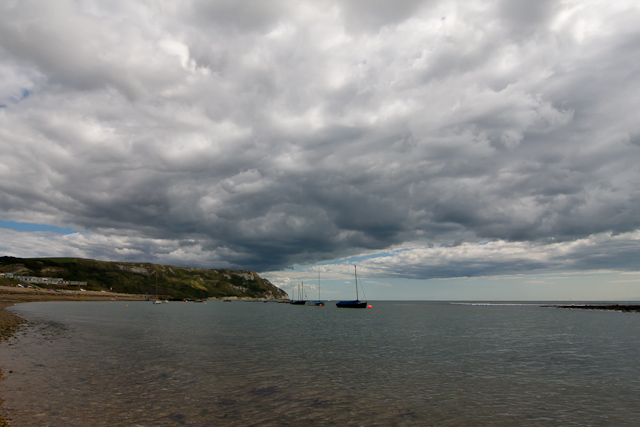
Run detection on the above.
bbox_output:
[0,256,288,300]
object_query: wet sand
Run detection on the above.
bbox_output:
[0,286,147,426]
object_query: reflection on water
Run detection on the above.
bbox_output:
[2,301,640,426]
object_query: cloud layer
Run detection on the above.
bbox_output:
[1,0,639,279]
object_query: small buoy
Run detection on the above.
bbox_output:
[367,305,372,309]
[126,305,128,307]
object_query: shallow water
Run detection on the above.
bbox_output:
[2,301,640,426]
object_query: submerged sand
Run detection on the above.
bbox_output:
[0,285,147,339]
[0,285,148,425]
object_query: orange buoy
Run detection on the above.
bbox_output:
[367,305,372,309]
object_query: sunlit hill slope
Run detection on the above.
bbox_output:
[0,256,288,300]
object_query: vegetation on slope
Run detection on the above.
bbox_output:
[0,256,288,300]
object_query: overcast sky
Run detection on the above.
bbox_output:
[1,0,640,300]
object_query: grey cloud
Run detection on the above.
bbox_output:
[498,0,556,40]
[342,0,435,33]
[190,0,293,32]
[1,0,640,277]
[357,231,640,281]
[0,1,189,100]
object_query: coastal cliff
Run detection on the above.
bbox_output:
[0,256,287,300]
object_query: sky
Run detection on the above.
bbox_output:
[1,0,640,300]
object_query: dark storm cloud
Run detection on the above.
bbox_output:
[1,0,640,279]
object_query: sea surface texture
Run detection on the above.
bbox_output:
[2,301,640,426]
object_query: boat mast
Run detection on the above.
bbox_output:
[355,265,359,301]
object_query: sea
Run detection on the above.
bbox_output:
[2,300,640,426]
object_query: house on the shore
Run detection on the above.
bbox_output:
[5,274,87,287]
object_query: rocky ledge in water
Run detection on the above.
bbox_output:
[550,304,640,312]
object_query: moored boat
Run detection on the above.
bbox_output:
[307,268,324,306]
[336,265,367,308]
[289,281,306,305]
[335,299,367,308]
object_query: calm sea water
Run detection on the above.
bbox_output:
[2,300,640,426]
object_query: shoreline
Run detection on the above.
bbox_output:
[0,285,148,426]
[0,285,148,340]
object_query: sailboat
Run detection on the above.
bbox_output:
[308,269,324,306]
[289,281,306,305]
[336,265,367,308]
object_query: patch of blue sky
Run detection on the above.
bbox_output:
[293,249,412,269]
[7,88,33,105]
[0,220,78,235]
[332,251,408,265]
